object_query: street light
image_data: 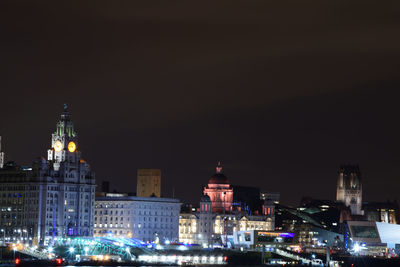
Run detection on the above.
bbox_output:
[22,229,27,242]
[68,247,75,260]
[12,244,16,260]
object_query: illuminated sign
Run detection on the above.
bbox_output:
[258,232,295,238]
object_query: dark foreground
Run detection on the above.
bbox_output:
[9,257,400,267]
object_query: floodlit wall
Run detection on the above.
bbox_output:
[376,222,400,249]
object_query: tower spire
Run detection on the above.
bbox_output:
[61,103,71,122]
[216,161,222,173]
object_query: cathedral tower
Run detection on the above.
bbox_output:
[336,165,363,215]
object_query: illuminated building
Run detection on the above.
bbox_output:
[214,214,273,236]
[179,213,197,244]
[137,169,161,197]
[343,221,400,255]
[0,136,4,169]
[94,193,133,238]
[260,192,279,231]
[203,162,233,213]
[233,230,295,249]
[94,194,181,242]
[363,201,399,224]
[0,162,36,245]
[336,165,363,215]
[178,196,212,245]
[179,196,274,246]
[198,194,213,245]
[275,203,345,247]
[179,212,274,246]
[180,163,274,246]
[0,105,96,245]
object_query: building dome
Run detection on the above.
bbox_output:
[209,173,229,184]
[208,162,229,184]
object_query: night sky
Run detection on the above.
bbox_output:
[1,1,400,206]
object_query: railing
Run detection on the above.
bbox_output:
[275,248,313,265]
[17,247,49,260]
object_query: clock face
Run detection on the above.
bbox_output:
[54,140,63,152]
[68,141,76,153]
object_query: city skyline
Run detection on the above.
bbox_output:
[1,1,400,206]
[2,1,400,265]
[0,104,397,207]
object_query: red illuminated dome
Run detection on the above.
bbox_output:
[208,162,229,184]
[203,162,233,213]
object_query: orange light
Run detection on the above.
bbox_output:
[15,258,20,264]
[259,231,280,236]
[68,141,76,152]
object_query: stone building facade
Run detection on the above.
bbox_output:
[94,194,181,243]
[0,105,96,245]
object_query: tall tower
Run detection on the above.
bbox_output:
[47,104,78,171]
[198,194,213,246]
[43,104,96,241]
[137,169,161,197]
[0,136,4,169]
[336,165,362,215]
[203,162,233,213]
[0,105,95,246]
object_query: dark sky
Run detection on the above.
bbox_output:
[1,1,400,206]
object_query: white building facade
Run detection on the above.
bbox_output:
[94,194,181,243]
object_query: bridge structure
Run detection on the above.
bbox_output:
[17,236,155,261]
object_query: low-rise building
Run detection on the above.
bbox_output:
[363,201,399,224]
[179,205,274,246]
[178,213,197,244]
[94,194,181,243]
[232,230,295,249]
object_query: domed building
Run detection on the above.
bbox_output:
[203,162,233,213]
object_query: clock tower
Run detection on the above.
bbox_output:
[47,104,79,171]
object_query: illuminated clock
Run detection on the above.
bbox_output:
[68,141,76,153]
[54,140,63,152]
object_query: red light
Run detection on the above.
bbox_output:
[223,256,228,262]
[57,258,62,264]
[15,258,20,264]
